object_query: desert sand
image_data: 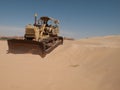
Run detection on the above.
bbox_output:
[0,35,120,90]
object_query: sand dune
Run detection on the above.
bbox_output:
[0,35,120,90]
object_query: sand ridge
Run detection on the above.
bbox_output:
[0,35,120,90]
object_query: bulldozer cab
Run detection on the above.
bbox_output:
[40,16,50,25]
[37,16,59,27]
[37,16,59,37]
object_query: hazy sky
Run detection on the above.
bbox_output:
[0,0,120,38]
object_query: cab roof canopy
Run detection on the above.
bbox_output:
[40,16,59,24]
[40,16,50,21]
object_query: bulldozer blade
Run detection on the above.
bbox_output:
[7,36,63,57]
[7,39,45,56]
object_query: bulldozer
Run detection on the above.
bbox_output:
[7,14,63,57]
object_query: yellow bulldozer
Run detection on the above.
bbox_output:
[7,14,63,57]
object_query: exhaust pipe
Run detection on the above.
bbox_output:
[34,13,38,26]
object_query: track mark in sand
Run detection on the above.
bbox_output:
[70,64,80,67]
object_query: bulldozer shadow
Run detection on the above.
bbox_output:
[7,48,46,58]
